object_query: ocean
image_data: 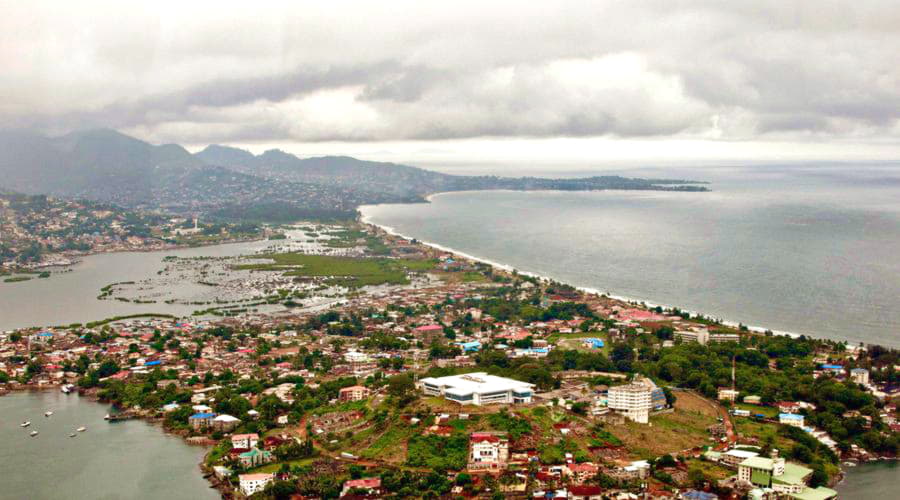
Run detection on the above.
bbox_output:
[361,163,900,348]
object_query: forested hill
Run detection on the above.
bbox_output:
[0,129,707,221]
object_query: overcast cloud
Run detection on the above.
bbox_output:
[2,0,899,159]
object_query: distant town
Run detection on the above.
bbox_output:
[1,223,896,499]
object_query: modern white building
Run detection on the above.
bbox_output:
[607,377,655,424]
[239,473,274,496]
[418,372,535,405]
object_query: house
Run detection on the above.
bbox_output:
[339,385,370,402]
[743,395,762,405]
[779,413,805,428]
[188,412,215,430]
[238,447,274,468]
[582,338,605,349]
[341,477,382,497]
[231,433,259,450]
[455,341,482,353]
[738,456,812,495]
[468,432,509,471]
[569,485,603,500]
[419,372,534,405]
[239,473,274,496]
[213,414,241,432]
[718,388,740,402]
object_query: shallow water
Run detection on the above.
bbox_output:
[0,391,218,500]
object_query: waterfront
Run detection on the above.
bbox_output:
[836,460,899,498]
[0,391,217,500]
[362,163,900,348]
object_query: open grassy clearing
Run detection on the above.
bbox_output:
[608,397,718,459]
[735,403,778,418]
[235,253,435,287]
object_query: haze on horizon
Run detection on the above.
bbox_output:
[3,1,900,167]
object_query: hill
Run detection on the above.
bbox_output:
[0,129,708,221]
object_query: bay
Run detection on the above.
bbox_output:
[361,163,900,348]
[0,391,217,500]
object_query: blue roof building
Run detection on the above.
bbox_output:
[144,360,162,367]
[583,337,605,349]
[820,364,843,371]
[456,341,481,353]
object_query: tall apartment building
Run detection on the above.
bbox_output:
[607,377,656,424]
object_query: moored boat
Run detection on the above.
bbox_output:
[77,426,86,432]
[44,411,53,417]
[30,431,38,437]
[21,421,30,427]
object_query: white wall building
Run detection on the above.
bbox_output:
[607,378,654,424]
[418,372,534,405]
[468,432,509,470]
[239,473,274,496]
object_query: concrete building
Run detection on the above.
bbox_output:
[738,456,816,496]
[779,413,805,427]
[607,377,655,424]
[850,368,869,385]
[675,329,740,345]
[341,478,382,497]
[468,432,509,471]
[188,412,215,430]
[231,433,259,449]
[239,473,274,496]
[339,385,370,402]
[419,372,534,405]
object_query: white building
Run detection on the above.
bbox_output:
[468,432,509,470]
[607,378,655,424]
[418,372,534,405]
[239,473,274,496]
[850,368,869,385]
[231,433,259,449]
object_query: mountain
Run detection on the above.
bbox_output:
[0,129,708,222]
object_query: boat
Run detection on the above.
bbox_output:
[44,411,53,417]
[30,431,38,437]
[20,421,30,428]
[103,413,110,420]
[69,433,76,438]
[61,384,74,394]
[77,426,86,432]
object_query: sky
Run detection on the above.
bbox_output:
[2,1,900,166]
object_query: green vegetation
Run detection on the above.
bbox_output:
[3,276,32,283]
[406,433,468,471]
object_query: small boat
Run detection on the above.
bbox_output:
[21,421,31,428]
[77,426,86,432]
[103,413,110,420]
[69,433,77,438]
[30,431,39,437]
[61,384,74,394]
[44,411,53,417]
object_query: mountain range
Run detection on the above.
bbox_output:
[0,129,707,221]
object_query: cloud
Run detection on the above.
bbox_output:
[1,0,899,148]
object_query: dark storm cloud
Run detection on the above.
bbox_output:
[1,1,899,145]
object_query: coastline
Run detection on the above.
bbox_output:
[359,197,862,349]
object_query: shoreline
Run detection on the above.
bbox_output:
[359,200,867,350]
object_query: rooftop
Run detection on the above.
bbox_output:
[420,372,534,396]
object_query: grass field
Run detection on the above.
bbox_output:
[734,403,778,418]
[608,392,719,459]
[236,253,435,288]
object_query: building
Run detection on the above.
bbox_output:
[419,372,534,405]
[339,385,370,402]
[569,485,604,500]
[718,388,740,402]
[341,478,382,497]
[239,473,274,496]
[738,456,812,495]
[455,340,482,353]
[675,329,740,345]
[468,432,509,471]
[582,338,605,349]
[607,378,655,424]
[721,448,759,467]
[850,368,869,385]
[189,412,215,430]
[213,414,241,432]
[779,413,805,427]
[238,448,274,468]
[231,433,259,449]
